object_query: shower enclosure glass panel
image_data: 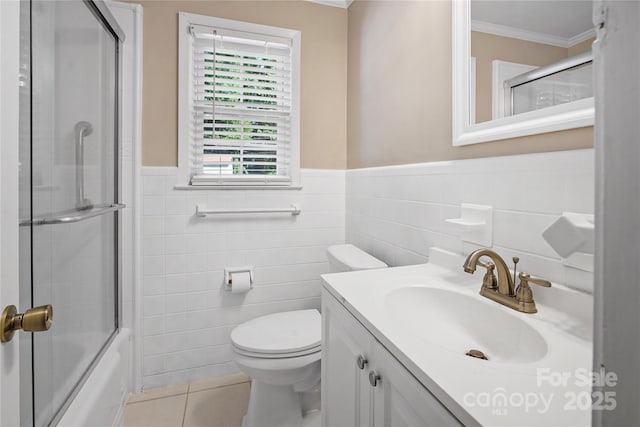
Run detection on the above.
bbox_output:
[511,62,593,115]
[20,1,121,425]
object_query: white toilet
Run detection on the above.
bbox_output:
[230,244,387,427]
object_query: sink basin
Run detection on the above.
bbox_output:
[385,286,548,363]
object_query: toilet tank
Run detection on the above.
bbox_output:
[326,244,388,273]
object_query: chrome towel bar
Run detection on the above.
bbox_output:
[196,204,301,217]
[20,203,126,226]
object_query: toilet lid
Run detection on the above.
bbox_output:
[231,309,321,355]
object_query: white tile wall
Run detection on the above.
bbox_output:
[346,149,595,293]
[139,149,594,388]
[140,168,345,388]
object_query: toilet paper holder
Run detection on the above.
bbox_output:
[224,266,254,291]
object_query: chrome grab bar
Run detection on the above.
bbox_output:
[75,121,93,210]
[20,203,125,226]
[195,204,301,217]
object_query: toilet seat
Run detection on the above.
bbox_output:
[231,309,321,357]
[232,344,320,359]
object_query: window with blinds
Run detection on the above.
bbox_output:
[179,14,300,186]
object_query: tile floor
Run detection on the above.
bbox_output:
[125,373,251,427]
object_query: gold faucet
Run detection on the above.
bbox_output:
[463,249,551,313]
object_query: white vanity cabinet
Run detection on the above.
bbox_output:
[322,289,461,427]
[322,288,375,427]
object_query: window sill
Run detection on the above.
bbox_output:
[174,185,303,191]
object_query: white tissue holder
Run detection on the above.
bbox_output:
[445,203,493,246]
[224,266,254,291]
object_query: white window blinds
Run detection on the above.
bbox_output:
[188,24,293,185]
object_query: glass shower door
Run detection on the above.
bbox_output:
[21,1,122,425]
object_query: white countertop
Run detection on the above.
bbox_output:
[321,248,593,426]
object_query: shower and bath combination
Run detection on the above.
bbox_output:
[13,1,126,425]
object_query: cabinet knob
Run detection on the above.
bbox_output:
[356,355,368,370]
[368,370,380,387]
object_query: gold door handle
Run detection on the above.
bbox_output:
[1,304,53,343]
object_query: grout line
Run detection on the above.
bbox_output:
[189,378,252,394]
[143,239,347,255]
[126,388,189,405]
[130,373,254,405]
[144,295,321,320]
[144,365,240,380]
[491,244,562,262]
[181,392,189,427]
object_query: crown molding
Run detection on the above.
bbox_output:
[472,20,595,49]
[306,0,353,9]
[471,20,568,47]
[568,28,597,47]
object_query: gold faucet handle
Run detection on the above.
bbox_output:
[478,261,497,290]
[516,272,551,306]
[478,260,494,270]
[519,272,552,288]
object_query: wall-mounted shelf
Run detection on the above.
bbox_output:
[443,218,485,228]
[445,203,493,246]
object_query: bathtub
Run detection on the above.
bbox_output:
[58,328,131,427]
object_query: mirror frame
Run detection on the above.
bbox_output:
[452,0,595,146]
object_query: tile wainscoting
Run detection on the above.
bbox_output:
[346,149,595,293]
[140,168,345,388]
[139,149,594,388]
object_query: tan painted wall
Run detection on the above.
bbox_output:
[472,32,568,124]
[568,37,595,56]
[347,0,593,169]
[129,0,348,168]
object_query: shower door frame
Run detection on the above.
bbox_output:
[14,0,125,425]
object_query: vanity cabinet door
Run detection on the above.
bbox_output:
[322,289,376,427]
[371,342,462,427]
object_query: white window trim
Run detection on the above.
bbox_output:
[177,12,301,188]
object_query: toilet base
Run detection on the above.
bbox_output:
[242,381,303,427]
[241,380,321,427]
[302,410,321,427]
